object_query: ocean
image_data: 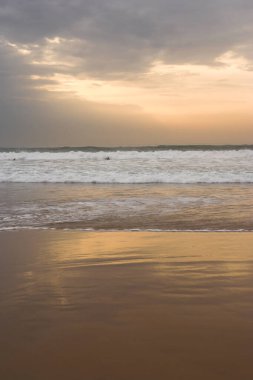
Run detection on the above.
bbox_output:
[1,146,253,231]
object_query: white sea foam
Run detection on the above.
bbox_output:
[0,149,253,183]
[0,226,251,232]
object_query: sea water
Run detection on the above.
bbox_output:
[0,146,253,230]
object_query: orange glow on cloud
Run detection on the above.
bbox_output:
[30,52,253,120]
[7,36,253,134]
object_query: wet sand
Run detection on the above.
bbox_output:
[1,231,253,379]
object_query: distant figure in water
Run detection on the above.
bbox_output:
[105,156,110,160]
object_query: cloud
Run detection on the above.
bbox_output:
[0,0,253,146]
[1,0,253,79]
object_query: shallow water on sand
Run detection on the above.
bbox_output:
[0,183,253,231]
[1,231,253,380]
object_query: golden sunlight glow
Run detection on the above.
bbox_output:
[6,36,253,129]
[30,52,253,119]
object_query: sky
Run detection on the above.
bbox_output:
[0,0,253,147]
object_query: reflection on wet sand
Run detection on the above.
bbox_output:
[1,231,253,380]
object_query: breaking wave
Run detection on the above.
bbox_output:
[0,148,253,183]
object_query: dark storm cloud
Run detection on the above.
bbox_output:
[1,0,253,78]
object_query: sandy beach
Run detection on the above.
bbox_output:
[1,231,253,379]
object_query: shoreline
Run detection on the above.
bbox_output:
[1,183,253,232]
[1,227,253,232]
